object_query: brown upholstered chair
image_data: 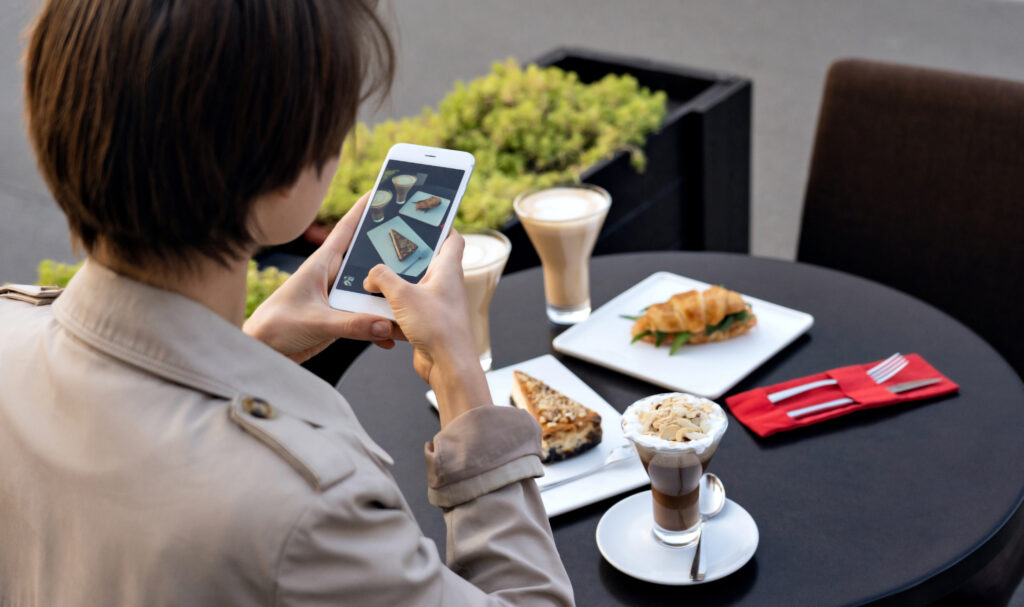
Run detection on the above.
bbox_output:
[798,58,1024,380]
[798,58,1024,607]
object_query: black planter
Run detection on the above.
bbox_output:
[255,48,752,386]
[502,47,751,273]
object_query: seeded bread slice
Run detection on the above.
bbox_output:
[389,229,418,261]
[510,371,602,463]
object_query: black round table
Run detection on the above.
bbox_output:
[336,252,1024,606]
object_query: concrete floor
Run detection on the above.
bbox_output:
[1,2,1023,602]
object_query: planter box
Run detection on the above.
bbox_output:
[254,48,752,386]
[502,47,751,272]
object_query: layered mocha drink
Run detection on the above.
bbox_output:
[622,393,728,546]
[513,185,610,324]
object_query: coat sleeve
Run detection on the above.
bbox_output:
[273,405,575,607]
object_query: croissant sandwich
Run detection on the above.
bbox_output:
[629,285,756,353]
[415,195,442,211]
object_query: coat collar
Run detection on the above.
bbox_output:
[51,260,351,429]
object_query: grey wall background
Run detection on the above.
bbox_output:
[3,0,1024,284]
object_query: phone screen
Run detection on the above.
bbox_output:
[334,159,465,297]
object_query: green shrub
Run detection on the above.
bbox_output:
[319,59,667,228]
[36,259,83,289]
[243,262,289,319]
[320,111,446,220]
[35,260,288,319]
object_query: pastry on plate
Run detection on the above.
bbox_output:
[510,371,602,463]
[628,285,756,354]
[389,229,418,261]
[415,195,442,211]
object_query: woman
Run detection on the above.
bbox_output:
[0,0,573,604]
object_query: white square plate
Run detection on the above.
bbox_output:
[552,272,815,399]
[426,355,649,517]
[399,190,452,227]
[365,216,431,277]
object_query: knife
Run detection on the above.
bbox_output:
[786,378,942,418]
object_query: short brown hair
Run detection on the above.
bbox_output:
[25,0,394,268]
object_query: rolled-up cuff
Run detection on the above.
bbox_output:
[424,406,542,507]
[427,455,543,508]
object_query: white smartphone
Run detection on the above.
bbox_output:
[328,143,475,320]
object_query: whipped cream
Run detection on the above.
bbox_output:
[621,392,728,455]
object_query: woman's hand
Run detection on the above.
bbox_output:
[244,193,403,364]
[363,231,491,426]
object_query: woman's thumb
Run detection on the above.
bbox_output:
[363,263,406,299]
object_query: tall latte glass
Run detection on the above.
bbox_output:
[459,228,511,371]
[392,174,416,203]
[369,190,392,223]
[622,393,728,547]
[513,185,611,325]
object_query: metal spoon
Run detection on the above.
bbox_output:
[690,473,726,582]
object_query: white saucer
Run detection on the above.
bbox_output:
[596,491,758,585]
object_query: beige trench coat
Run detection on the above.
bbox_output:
[0,261,574,606]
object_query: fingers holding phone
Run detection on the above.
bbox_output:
[363,231,490,426]
[364,231,471,355]
[327,144,475,322]
[326,144,486,424]
[244,192,402,363]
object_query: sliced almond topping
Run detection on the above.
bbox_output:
[660,425,681,440]
[678,419,699,432]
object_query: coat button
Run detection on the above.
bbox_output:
[241,396,274,419]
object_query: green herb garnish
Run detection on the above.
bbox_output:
[654,331,668,346]
[717,315,736,334]
[631,330,652,344]
[619,314,642,321]
[705,308,754,335]
[669,332,692,355]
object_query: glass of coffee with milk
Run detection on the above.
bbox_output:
[392,174,417,204]
[458,228,512,371]
[513,185,611,325]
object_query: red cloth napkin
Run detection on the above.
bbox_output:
[725,354,958,437]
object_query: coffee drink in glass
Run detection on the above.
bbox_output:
[370,190,392,223]
[513,185,611,325]
[459,228,511,371]
[622,393,728,546]
[392,174,416,204]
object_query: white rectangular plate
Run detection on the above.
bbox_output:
[365,216,431,277]
[552,272,815,399]
[427,354,649,517]
[399,190,452,227]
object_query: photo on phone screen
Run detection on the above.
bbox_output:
[333,158,465,298]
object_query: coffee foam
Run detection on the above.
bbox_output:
[621,393,728,455]
[516,187,608,222]
[392,174,416,185]
[461,233,510,271]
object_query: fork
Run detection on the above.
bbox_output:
[539,444,636,492]
[767,353,908,403]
